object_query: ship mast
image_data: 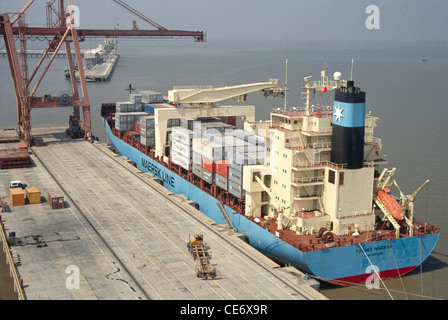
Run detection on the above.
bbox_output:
[301,66,342,115]
[284,56,288,111]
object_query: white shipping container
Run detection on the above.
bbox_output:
[172,139,192,158]
[171,150,191,170]
[172,127,195,146]
[192,138,223,161]
[201,142,223,161]
[192,151,202,166]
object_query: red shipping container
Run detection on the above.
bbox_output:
[135,122,141,134]
[215,160,229,178]
[201,156,215,173]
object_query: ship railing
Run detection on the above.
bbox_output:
[294,210,326,219]
[291,176,325,184]
[172,85,213,90]
[294,192,319,199]
[287,141,332,151]
[293,160,346,169]
[336,210,371,220]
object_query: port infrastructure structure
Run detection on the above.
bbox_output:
[0,0,206,146]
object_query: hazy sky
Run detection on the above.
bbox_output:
[1,0,448,46]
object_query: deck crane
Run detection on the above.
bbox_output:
[0,0,205,146]
[152,80,280,158]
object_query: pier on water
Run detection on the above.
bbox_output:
[0,49,85,58]
[0,125,326,300]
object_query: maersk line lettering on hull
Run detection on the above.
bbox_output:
[141,158,175,188]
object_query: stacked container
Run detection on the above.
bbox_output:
[115,112,148,132]
[140,116,155,147]
[215,160,229,190]
[139,90,164,104]
[171,127,195,171]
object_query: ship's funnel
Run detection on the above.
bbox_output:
[331,80,365,169]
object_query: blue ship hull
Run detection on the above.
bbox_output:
[103,118,439,285]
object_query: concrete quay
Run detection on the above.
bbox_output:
[0,126,326,300]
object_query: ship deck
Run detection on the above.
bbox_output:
[252,214,435,253]
[0,125,325,300]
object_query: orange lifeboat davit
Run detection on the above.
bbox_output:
[377,188,404,221]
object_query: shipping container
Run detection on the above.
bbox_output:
[193,121,233,139]
[215,160,229,178]
[171,150,191,171]
[201,156,215,173]
[192,139,223,161]
[228,180,244,198]
[48,190,64,209]
[129,93,142,103]
[192,151,202,166]
[141,127,155,138]
[25,186,41,204]
[116,102,133,113]
[172,127,195,146]
[172,139,192,159]
[215,174,228,190]
[229,162,244,173]
[9,188,25,206]
[202,169,215,184]
[227,150,257,165]
[228,168,243,184]
[139,90,164,104]
[140,116,155,128]
[140,136,155,147]
[192,163,203,179]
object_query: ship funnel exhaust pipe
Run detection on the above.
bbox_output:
[331,80,366,169]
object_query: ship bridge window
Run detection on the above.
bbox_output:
[328,170,336,184]
[339,172,344,185]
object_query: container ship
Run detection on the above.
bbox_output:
[100,67,439,286]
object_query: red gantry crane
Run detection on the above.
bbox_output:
[0,0,205,145]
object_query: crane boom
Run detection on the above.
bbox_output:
[168,79,279,105]
[112,0,167,31]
